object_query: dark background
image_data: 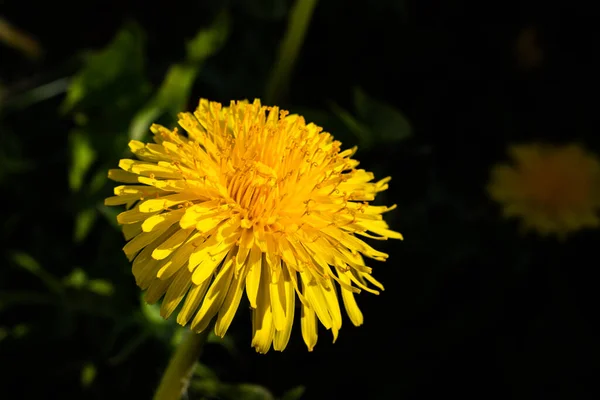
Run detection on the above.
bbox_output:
[1,0,598,398]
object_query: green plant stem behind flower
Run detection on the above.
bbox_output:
[264,0,319,105]
[154,326,212,400]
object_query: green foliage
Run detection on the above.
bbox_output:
[63,268,88,289]
[87,279,115,296]
[11,252,64,295]
[353,87,412,143]
[264,0,318,104]
[328,87,412,149]
[239,0,290,20]
[80,363,97,388]
[61,23,146,113]
[294,87,413,150]
[0,128,33,183]
[141,296,168,326]
[190,362,305,400]
[186,12,231,65]
[69,131,96,192]
[130,11,230,141]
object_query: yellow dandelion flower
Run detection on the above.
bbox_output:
[105,99,402,353]
[488,143,600,237]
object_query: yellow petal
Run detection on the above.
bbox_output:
[122,222,143,241]
[156,241,197,280]
[117,207,158,225]
[152,228,194,260]
[244,245,262,308]
[187,222,240,275]
[108,169,139,183]
[160,268,192,319]
[302,272,332,330]
[119,159,181,179]
[138,193,190,213]
[338,271,363,326]
[300,297,318,351]
[269,276,286,332]
[123,224,178,261]
[190,246,233,286]
[128,140,171,162]
[321,279,342,342]
[179,200,222,229]
[105,195,137,206]
[133,251,162,290]
[273,267,295,351]
[176,278,211,326]
[145,275,171,303]
[142,209,185,232]
[215,266,248,337]
[251,260,275,354]
[190,252,235,332]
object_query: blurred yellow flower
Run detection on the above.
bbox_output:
[488,143,600,237]
[106,99,402,353]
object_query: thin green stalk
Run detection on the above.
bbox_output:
[154,328,211,400]
[264,0,319,105]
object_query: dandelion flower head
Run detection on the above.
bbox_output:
[105,99,402,353]
[488,143,600,237]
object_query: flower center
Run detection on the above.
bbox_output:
[526,162,592,211]
[227,160,280,227]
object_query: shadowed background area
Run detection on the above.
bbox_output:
[1,0,598,399]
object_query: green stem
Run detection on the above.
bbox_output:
[264,0,319,105]
[153,328,211,400]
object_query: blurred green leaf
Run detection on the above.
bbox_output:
[170,326,185,347]
[61,23,145,113]
[224,383,275,400]
[154,65,197,111]
[191,381,275,400]
[0,130,33,183]
[292,108,333,127]
[108,330,151,366]
[87,279,115,296]
[141,295,166,325]
[129,64,197,141]
[11,252,40,273]
[207,331,237,356]
[74,208,97,243]
[11,252,63,295]
[264,0,318,104]
[328,101,372,146]
[69,131,96,192]
[129,14,230,141]
[12,323,29,338]
[73,112,88,126]
[63,268,88,289]
[0,77,70,112]
[291,106,357,146]
[80,363,97,388]
[190,379,222,397]
[88,169,107,195]
[280,386,305,400]
[239,0,290,20]
[353,87,412,143]
[194,362,220,381]
[97,204,120,229]
[0,291,55,310]
[186,11,230,65]
[0,327,8,342]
